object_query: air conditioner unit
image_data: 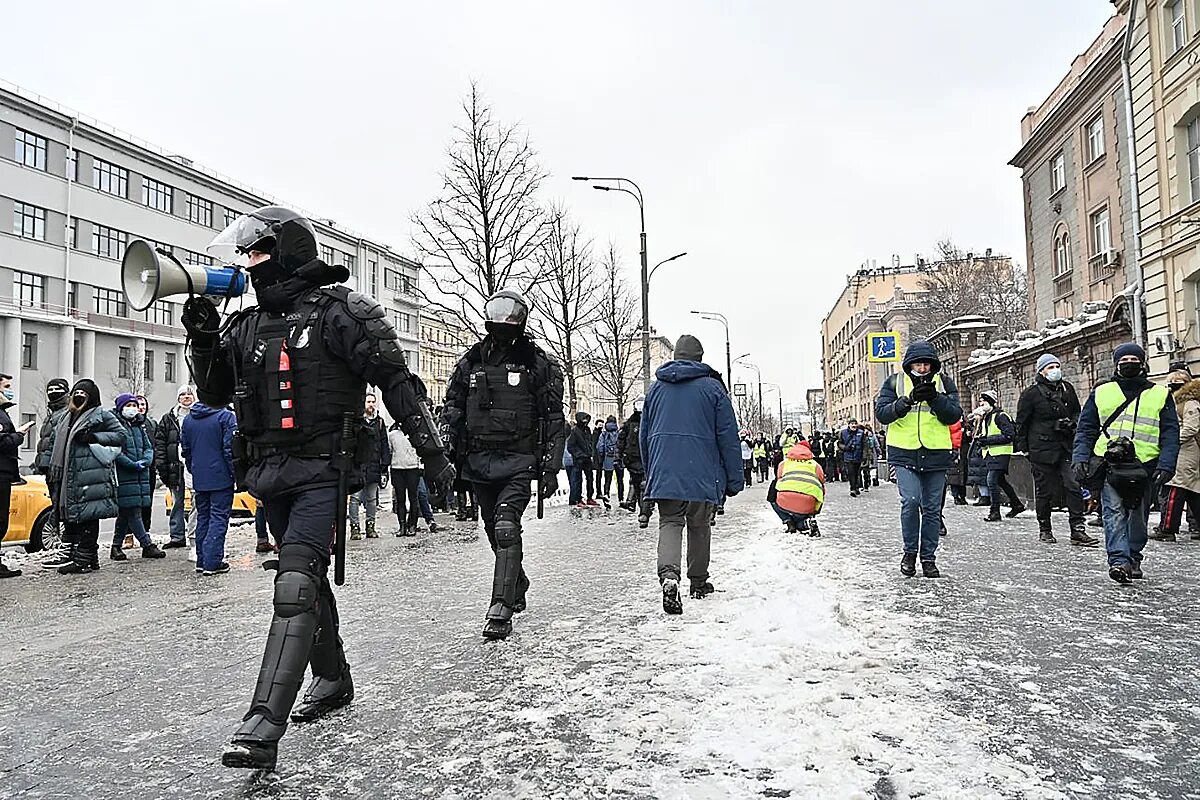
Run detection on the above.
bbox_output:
[1153,331,1177,354]
[1102,249,1121,268]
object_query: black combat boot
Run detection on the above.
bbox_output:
[900,553,917,577]
[661,577,683,615]
[921,559,941,578]
[1069,527,1099,547]
[291,669,355,723]
[1038,530,1057,543]
[1005,502,1026,518]
[482,602,514,640]
[1108,564,1132,584]
[141,543,166,559]
[984,507,1002,522]
[109,544,128,561]
[689,581,714,599]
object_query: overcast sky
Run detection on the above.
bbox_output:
[2,0,1116,413]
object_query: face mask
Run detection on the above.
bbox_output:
[973,404,990,417]
[1117,362,1143,380]
[121,406,138,420]
[486,322,522,345]
[0,389,13,401]
[248,257,287,290]
[70,393,88,409]
[1046,368,1063,383]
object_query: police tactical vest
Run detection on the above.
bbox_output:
[1092,382,1169,462]
[465,359,539,454]
[237,288,365,454]
[777,459,824,505]
[889,373,953,451]
[983,413,1013,457]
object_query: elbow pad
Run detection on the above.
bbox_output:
[401,401,444,458]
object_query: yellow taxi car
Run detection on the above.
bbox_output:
[165,488,259,517]
[3,476,59,552]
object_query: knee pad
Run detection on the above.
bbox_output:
[494,507,522,549]
[274,570,319,618]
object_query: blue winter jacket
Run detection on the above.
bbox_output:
[115,415,155,509]
[181,402,237,492]
[640,360,744,504]
[1071,375,1180,472]
[875,341,963,472]
[841,428,866,463]
[597,423,619,471]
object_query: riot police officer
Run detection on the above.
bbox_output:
[182,206,454,771]
[442,289,565,640]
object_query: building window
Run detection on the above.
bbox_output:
[345,254,357,276]
[149,300,173,325]
[13,271,46,307]
[66,149,77,181]
[19,414,36,450]
[1171,0,1188,52]
[92,159,128,197]
[384,268,401,291]
[73,338,80,374]
[186,195,213,227]
[1086,115,1105,163]
[94,287,128,318]
[144,348,155,382]
[164,352,176,384]
[1054,231,1072,277]
[1090,206,1112,255]
[141,177,173,213]
[368,260,378,295]
[118,346,131,379]
[13,202,46,241]
[68,281,79,311]
[67,218,76,249]
[92,224,127,259]
[321,245,335,264]
[14,129,47,170]
[1050,151,1065,193]
[1189,118,1200,203]
[21,332,37,369]
[184,250,213,267]
[396,312,413,334]
[224,208,239,227]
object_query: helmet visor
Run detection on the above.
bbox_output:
[206,208,302,262]
[484,295,528,325]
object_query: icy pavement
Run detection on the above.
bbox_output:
[0,483,1196,799]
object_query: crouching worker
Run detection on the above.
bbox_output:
[769,441,825,536]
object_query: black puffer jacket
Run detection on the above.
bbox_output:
[361,414,391,483]
[0,402,26,482]
[567,420,596,467]
[1015,376,1081,466]
[34,395,70,474]
[616,411,643,473]
[154,409,185,489]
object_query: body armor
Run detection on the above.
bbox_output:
[465,361,539,454]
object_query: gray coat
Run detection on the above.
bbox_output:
[47,407,125,524]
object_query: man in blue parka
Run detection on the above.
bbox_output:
[641,334,743,615]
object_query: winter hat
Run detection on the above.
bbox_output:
[197,387,225,406]
[980,390,998,406]
[115,392,138,411]
[1036,354,1060,373]
[673,334,704,362]
[1113,342,1146,364]
[46,377,70,398]
[1168,369,1191,388]
[177,384,195,398]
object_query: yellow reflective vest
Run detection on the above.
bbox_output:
[777,458,824,509]
[753,444,767,460]
[1091,382,1169,461]
[982,413,1013,458]
[888,373,953,451]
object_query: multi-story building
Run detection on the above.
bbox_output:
[1010,13,1134,327]
[574,332,674,421]
[0,81,421,450]
[418,309,475,403]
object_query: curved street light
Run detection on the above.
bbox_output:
[649,252,687,283]
[690,310,732,389]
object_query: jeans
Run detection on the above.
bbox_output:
[1101,480,1151,568]
[194,487,234,571]
[986,469,1021,511]
[771,501,810,529]
[1030,460,1086,532]
[114,507,153,549]
[656,499,714,586]
[568,465,594,505]
[255,505,274,545]
[350,480,380,524]
[417,478,435,523]
[894,466,946,561]
[168,482,187,543]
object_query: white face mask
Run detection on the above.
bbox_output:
[973,404,990,417]
[1045,367,1063,382]
[121,406,138,420]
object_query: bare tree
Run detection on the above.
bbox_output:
[583,246,641,420]
[528,206,603,413]
[906,239,1030,338]
[412,83,552,333]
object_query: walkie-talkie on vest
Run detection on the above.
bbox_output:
[333,410,357,586]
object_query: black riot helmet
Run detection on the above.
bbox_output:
[207,205,319,274]
[483,289,530,344]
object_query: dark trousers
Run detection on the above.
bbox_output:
[1160,485,1200,535]
[603,468,625,500]
[846,460,863,493]
[627,470,644,506]
[742,460,753,487]
[195,487,234,571]
[756,458,770,482]
[390,468,422,529]
[987,469,1021,510]
[474,476,533,608]
[1030,460,1085,531]
[114,506,153,548]
[0,484,10,544]
[63,519,100,552]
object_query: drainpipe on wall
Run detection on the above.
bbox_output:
[1121,0,1146,349]
[63,116,77,314]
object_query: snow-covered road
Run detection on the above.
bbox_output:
[1,480,1197,799]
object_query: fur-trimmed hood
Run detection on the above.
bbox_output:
[1174,378,1200,405]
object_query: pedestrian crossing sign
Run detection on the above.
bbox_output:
[868,332,899,363]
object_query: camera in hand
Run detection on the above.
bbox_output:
[1103,436,1137,464]
[1053,417,1077,434]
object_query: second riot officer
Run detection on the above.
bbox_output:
[182,206,454,771]
[442,289,565,640]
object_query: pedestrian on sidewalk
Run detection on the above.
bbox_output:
[349,394,390,540]
[740,432,755,487]
[875,340,962,578]
[975,390,1026,522]
[1155,375,1200,542]
[567,411,597,507]
[45,379,125,575]
[182,390,237,575]
[154,385,195,550]
[641,334,743,614]
[841,419,866,497]
[862,426,881,489]
[0,373,36,578]
[136,395,157,542]
[388,419,423,536]
[946,416,969,506]
[755,434,772,483]
[1072,342,1179,584]
[31,377,72,570]
[617,401,649,520]
[769,441,825,536]
[111,393,167,562]
[591,418,605,498]
[597,416,622,500]
[1015,353,1097,546]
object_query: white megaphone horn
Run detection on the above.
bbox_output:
[121,239,248,311]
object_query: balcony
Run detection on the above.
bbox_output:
[0,296,184,341]
[1052,270,1073,299]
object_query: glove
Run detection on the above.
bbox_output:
[134,459,148,470]
[423,453,456,496]
[909,381,938,403]
[1153,468,1173,492]
[539,471,559,499]
[725,486,741,498]
[1072,462,1090,486]
[893,396,914,416]
[181,296,221,340]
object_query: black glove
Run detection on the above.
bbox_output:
[725,486,740,498]
[181,296,221,340]
[423,453,456,495]
[909,381,938,403]
[1153,468,1174,492]
[539,471,559,499]
[1072,462,1090,486]
[893,396,914,416]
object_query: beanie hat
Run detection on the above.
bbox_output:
[1036,353,1060,373]
[981,390,998,406]
[177,384,194,398]
[1113,342,1146,364]
[115,392,138,411]
[46,377,69,399]
[1168,369,1191,387]
[674,334,704,362]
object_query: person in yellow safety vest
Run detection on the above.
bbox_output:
[769,441,825,536]
[1072,342,1180,584]
[974,389,1027,523]
[874,340,963,579]
[752,435,770,482]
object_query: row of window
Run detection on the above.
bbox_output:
[11,269,173,323]
[15,333,176,385]
[1048,115,1105,195]
[1051,206,1113,281]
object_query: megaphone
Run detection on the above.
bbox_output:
[121,239,247,311]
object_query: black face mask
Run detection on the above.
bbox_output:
[487,322,522,345]
[1117,362,1144,380]
[248,257,288,291]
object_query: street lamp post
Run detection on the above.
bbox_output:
[573,175,650,394]
[735,354,763,427]
[762,381,784,435]
[690,310,732,391]
[650,252,687,282]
